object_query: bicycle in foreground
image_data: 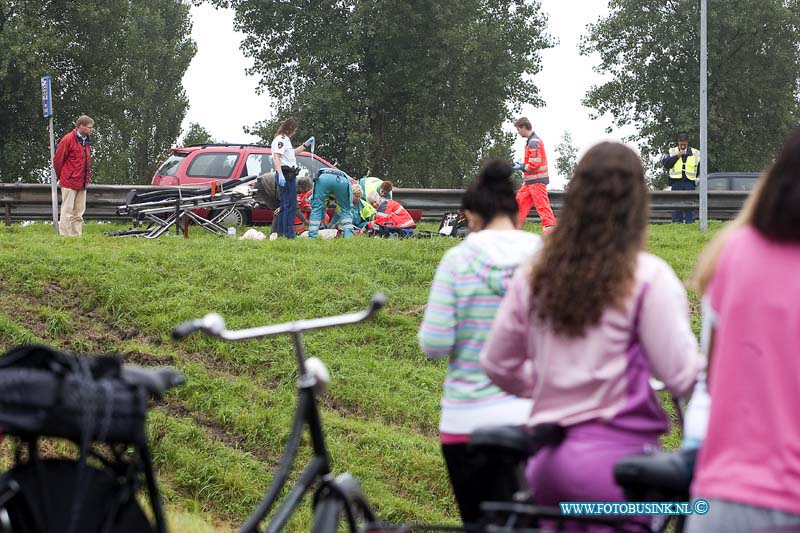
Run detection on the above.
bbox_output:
[176,295,697,533]
[460,418,696,533]
[173,294,388,533]
[363,378,696,533]
[0,344,185,533]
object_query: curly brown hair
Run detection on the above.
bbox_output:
[531,142,649,337]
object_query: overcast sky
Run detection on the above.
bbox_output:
[181,0,635,189]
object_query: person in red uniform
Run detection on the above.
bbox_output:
[366,191,416,236]
[53,115,94,236]
[294,188,314,234]
[512,116,557,234]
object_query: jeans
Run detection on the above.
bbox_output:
[686,498,800,533]
[277,166,298,238]
[670,178,696,223]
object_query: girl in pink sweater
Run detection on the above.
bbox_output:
[685,129,800,532]
[480,142,703,508]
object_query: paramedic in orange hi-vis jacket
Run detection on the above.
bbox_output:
[512,117,557,234]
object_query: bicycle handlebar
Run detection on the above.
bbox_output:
[172,293,387,341]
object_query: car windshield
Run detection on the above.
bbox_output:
[156,153,186,176]
[240,154,332,179]
[732,176,756,191]
[297,155,331,179]
[707,177,729,191]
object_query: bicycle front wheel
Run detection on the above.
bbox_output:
[311,495,346,533]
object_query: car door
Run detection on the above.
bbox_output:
[240,151,275,179]
[241,149,283,224]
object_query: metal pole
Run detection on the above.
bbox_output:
[48,116,59,234]
[699,0,708,232]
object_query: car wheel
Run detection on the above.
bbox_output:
[212,208,251,227]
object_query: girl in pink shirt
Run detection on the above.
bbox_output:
[480,142,703,510]
[686,129,800,532]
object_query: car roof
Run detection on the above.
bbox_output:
[170,144,325,158]
[707,172,759,179]
[172,143,270,153]
[164,143,339,170]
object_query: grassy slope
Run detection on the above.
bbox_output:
[0,221,722,530]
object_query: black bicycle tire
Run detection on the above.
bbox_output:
[0,458,154,533]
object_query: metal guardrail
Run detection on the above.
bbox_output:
[386,189,747,222]
[1,183,748,226]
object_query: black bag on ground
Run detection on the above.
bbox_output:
[438,211,470,237]
[370,224,414,239]
[0,345,147,444]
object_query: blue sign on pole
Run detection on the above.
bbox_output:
[41,76,52,118]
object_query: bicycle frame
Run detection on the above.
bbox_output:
[240,350,331,533]
[173,294,387,533]
[367,387,690,533]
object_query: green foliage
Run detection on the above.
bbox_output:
[182,122,216,146]
[0,0,195,185]
[215,0,553,187]
[581,0,800,188]
[0,2,61,183]
[554,131,578,186]
[43,309,73,337]
[0,312,40,345]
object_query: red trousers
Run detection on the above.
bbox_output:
[516,183,557,230]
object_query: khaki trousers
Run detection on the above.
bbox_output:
[59,187,87,236]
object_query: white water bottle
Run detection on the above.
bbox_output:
[681,374,710,450]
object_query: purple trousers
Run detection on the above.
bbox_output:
[527,422,660,531]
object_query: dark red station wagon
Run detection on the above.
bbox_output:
[151,144,340,226]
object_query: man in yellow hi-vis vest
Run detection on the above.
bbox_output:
[662,132,702,223]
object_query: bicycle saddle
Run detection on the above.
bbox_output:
[121,366,185,399]
[470,425,529,456]
[614,448,696,501]
[470,423,567,459]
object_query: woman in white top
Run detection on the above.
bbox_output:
[271,117,313,239]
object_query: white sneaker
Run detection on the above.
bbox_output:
[269,232,278,241]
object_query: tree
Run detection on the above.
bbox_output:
[0,2,62,183]
[0,0,195,184]
[182,122,216,146]
[210,0,553,187]
[581,0,800,189]
[554,131,578,187]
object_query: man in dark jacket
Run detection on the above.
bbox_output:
[53,115,93,236]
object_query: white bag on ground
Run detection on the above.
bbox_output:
[239,228,266,241]
[318,229,338,240]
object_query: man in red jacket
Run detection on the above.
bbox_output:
[512,117,557,234]
[53,115,94,236]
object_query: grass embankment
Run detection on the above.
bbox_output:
[0,221,723,531]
